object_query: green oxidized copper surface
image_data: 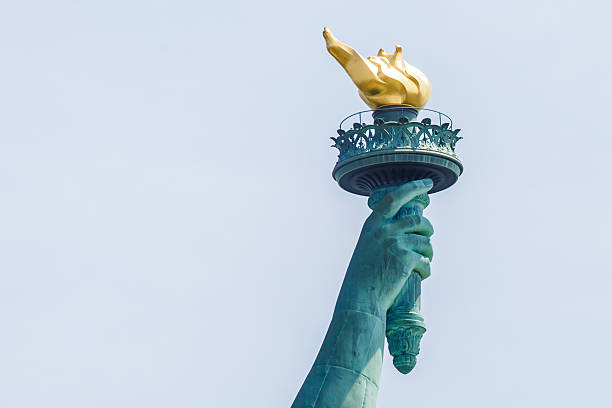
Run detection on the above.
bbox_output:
[369,187,429,375]
[332,118,462,162]
[331,109,463,195]
[292,180,437,408]
[292,108,464,406]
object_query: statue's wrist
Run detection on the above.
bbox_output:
[335,283,386,322]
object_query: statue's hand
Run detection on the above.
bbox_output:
[292,179,434,407]
[337,180,434,318]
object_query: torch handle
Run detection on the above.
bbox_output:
[368,188,429,374]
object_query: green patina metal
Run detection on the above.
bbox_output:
[332,117,462,162]
[292,106,463,407]
[292,180,436,408]
[331,108,463,196]
[369,187,429,375]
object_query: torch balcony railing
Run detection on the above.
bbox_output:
[339,107,454,131]
[332,107,462,162]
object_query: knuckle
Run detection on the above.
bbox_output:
[417,257,431,279]
[423,217,434,235]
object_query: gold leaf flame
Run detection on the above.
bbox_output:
[323,28,432,109]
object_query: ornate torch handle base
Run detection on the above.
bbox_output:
[386,301,426,374]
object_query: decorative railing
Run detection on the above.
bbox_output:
[332,108,462,162]
[338,107,454,131]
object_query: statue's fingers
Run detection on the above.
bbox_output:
[398,234,433,261]
[385,215,434,237]
[412,256,431,280]
[373,179,433,219]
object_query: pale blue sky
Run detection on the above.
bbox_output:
[1,1,611,407]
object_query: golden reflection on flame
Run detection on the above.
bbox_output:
[323,28,432,109]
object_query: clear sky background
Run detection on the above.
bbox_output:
[1,1,611,407]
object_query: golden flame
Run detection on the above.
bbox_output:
[323,28,432,109]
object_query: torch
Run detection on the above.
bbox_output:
[325,29,463,374]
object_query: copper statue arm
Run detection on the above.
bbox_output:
[291,180,435,407]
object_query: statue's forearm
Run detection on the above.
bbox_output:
[292,181,436,407]
[291,306,385,408]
